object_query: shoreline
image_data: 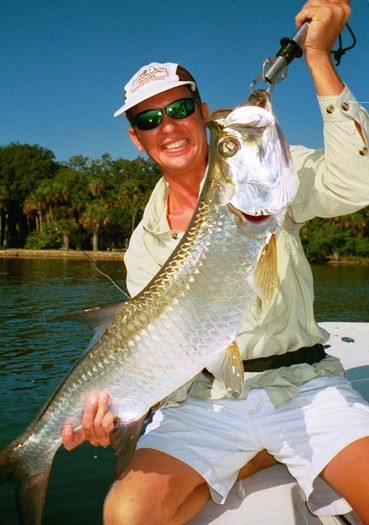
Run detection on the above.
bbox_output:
[1,249,368,265]
[0,249,124,261]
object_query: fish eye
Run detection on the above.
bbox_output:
[218,136,240,158]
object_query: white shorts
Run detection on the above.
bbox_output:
[137,374,369,516]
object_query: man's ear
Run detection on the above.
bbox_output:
[128,127,145,152]
[200,102,210,123]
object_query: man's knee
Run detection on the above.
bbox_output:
[103,480,168,525]
[103,482,141,525]
[102,448,209,525]
[103,483,125,525]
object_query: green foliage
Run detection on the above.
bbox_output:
[0,143,60,248]
[25,222,63,250]
[0,143,57,203]
[300,207,369,262]
[0,144,161,250]
[2,141,368,259]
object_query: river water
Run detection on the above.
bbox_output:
[0,258,368,524]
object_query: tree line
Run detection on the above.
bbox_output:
[0,143,161,252]
[1,142,368,260]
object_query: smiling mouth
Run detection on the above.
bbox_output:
[164,139,188,150]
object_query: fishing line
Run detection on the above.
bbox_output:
[82,251,131,300]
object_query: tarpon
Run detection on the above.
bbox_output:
[0,90,299,524]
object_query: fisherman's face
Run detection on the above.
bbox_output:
[128,86,209,177]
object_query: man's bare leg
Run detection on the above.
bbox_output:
[320,437,369,525]
[103,448,277,525]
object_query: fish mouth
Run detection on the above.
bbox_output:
[228,204,275,223]
[241,212,270,223]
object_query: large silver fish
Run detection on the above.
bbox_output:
[0,90,299,524]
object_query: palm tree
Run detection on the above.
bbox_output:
[79,202,110,251]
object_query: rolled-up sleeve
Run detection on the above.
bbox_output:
[290,84,369,222]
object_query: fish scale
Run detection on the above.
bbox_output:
[107,214,263,397]
[0,90,300,525]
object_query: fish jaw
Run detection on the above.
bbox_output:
[207,95,299,218]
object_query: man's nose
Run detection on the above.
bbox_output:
[161,112,179,130]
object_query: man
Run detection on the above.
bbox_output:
[63,1,369,524]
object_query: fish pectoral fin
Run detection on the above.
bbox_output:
[110,414,147,480]
[50,302,127,330]
[250,233,277,307]
[50,302,128,352]
[205,341,244,394]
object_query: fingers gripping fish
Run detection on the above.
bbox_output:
[0,90,299,524]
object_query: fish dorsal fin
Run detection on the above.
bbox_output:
[208,107,233,121]
[205,341,244,394]
[110,414,147,480]
[250,233,277,307]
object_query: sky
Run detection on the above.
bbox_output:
[2,0,369,163]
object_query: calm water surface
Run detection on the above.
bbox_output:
[0,258,368,524]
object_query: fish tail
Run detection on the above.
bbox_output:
[0,445,52,525]
[0,446,13,483]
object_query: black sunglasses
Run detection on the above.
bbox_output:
[132,97,200,131]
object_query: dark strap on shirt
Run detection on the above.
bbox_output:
[242,343,326,373]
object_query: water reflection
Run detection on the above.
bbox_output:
[0,258,127,433]
[312,264,369,322]
[0,257,127,524]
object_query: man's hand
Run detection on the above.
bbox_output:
[62,392,115,451]
[296,0,351,57]
[295,0,351,95]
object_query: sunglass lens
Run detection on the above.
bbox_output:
[167,99,196,119]
[133,98,198,130]
[134,109,162,131]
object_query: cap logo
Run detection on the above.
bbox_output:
[131,66,170,93]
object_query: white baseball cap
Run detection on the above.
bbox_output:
[114,62,198,117]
